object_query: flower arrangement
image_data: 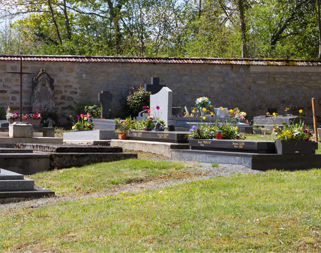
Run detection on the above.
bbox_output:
[271,109,313,141]
[228,107,247,122]
[195,97,211,108]
[72,113,94,130]
[6,107,42,121]
[189,123,244,139]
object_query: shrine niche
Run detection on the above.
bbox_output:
[32,69,55,113]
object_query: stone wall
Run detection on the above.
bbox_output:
[0,57,320,124]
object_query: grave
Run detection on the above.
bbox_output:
[0,143,138,174]
[32,69,55,112]
[171,139,321,170]
[0,168,54,203]
[63,129,117,144]
[150,87,173,127]
[144,77,165,94]
[253,115,313,130]
[98,91,113,118]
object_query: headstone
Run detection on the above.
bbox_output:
[98,91,112,118]
[32,69,55,112]
[172,107,182,117]
[144,77,166,94]
[150,87,172,127]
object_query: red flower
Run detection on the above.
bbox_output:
[147,109,150,113]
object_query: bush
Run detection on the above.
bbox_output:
[124,86,151,117]
[85,104,101,118]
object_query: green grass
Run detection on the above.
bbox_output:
[1,169,321,251]
[29,159,193,197]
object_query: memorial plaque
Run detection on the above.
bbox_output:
[127,131,189,143]
[189,139,276,153]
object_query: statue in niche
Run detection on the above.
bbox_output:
[31,69,55,113]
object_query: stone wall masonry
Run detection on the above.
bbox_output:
[0,59,321,124]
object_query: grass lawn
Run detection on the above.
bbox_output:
[1,134,321,252]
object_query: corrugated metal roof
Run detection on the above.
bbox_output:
[0,55,321,66]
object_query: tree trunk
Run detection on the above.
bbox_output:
[317,0,321,59]
[237,0,247,58]
[48,0,62,45]
[63,0,72,40]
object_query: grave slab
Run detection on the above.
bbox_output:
[110,140,189,158]
[0,137,63,148]
[189,139,276,153]
[63,130,117,141]
[15,143,121,153]
[92,119,118,130]
[127,131,189,143]
[171,149,321,170]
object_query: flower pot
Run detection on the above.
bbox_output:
[8,118,41,126]
[118,132,129,140]
[275,140,317,154]
[199,107,206,117]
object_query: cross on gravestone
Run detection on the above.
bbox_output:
[144,77,166,94]
[98,91,113,119]
[6,55,35,122]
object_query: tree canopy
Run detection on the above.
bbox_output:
[0,0,320,59]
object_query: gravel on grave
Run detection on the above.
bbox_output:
[0,152,262,212]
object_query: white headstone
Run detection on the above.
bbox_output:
[150,87,172,127]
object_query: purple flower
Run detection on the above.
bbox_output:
[142,106,147,110]
[304,130,307,133]
[192,125,197,130]
[77,115,80,119]
[156,106,160,110]
[189,129,193,132]
[304,137,309,142]
[303,126,306,130]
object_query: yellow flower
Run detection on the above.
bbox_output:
[211,112,214,116]
[197,110,199,113]
[273,112,276,117]
[210,105,212,107]
[152,107,154,110]
[220,107,224,110]
[229,109,233,113]
[190,113,193,117]
[147,106,149,108]
[192,110,195,113]
[235,126,238,131]
[202,108,206,112]
[299,109,303,114]
[266,112,270,115]
[202,116,206,120]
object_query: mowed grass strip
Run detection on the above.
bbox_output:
[28,159,193,197]
[1,169,321,252]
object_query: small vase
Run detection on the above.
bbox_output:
[200,107,206,117]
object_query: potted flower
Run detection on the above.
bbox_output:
[195,97,211,117]
[228,107,247,123]
[272,109,317,154]
[72,113,94,131]
[115,117,133,139]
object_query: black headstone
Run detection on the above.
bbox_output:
[98,91,112,119]
[144,77,165,94]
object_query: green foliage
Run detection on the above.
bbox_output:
[125,86,151,117]
[84,104,101,119]
[0,107,6,120]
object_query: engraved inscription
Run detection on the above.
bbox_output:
[232,142,245,148]
[197,140,211,147]
[157,133,169,139]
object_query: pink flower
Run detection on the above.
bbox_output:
[142,106,147,110]
[80,114,84,118]
[156,106,160,110]
[147,109,150,113]
[77,115,80,119]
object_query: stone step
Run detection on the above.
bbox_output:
[0,169,34,191]
[0,148,33,153]
[0,169,24,180]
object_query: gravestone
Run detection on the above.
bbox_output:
[150,87,172,127]
[144,77,165,94]
[32,69,55,112]
[98,91,112,118]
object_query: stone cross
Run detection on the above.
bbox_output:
[98,91,112,118]
[6,55,34,122]
[144,77,165,94]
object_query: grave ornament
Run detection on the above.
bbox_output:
[144,77,165,94]
[32,69,55,113]
[98,91,113,119]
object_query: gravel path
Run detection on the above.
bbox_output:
[0,159,262,212]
